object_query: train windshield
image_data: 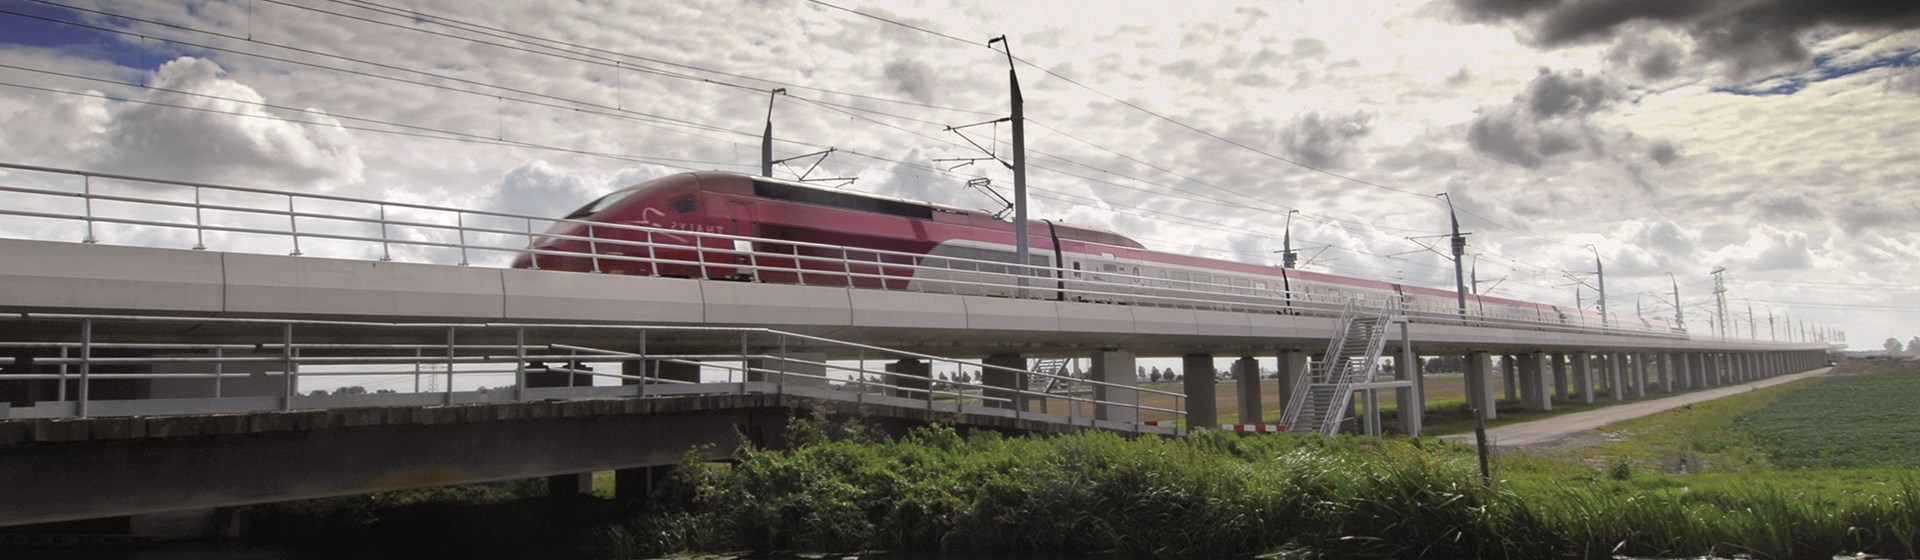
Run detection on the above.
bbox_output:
[563,190,635,219]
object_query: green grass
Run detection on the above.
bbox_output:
[597,410,1920,559]
[1736,373,1920,469]
[250,369,1920,559]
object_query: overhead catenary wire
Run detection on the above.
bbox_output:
[10,1,1644,298]
[800,0,1665,276]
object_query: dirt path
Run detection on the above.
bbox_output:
[1440,367,1833,449]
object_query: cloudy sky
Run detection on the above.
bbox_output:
[0,0,1915,349]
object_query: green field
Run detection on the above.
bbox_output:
[234,367,1920,559]
[1736,373,1920,469]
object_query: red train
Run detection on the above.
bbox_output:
[511,171,1675,334]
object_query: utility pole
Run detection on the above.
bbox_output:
[1593,247,1607,325]
[1667,272,1683,329]
[1577,245,1607,326]
[1711,267,1728,338]
[1437,193,1467,319]
[761,88,786,177]
[1747,301,1756,340]
[1768,308,1776,341]
[987,36,1030,298]
[1282,209,1300,269]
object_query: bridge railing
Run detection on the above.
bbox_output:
[0,162,1685,340]
[0,313,1185,433]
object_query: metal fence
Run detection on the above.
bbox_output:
[0,161,1693,340]
[0,313,1184,433]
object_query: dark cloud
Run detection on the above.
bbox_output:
[1754,194,1823,221]
[1647,141,1679,165]
[1466,68,1623,167]
[1455,0,1920,80]
[1276,110,1372,168]
[1453,0,1564,22]
[1292,38,1329,59]
[1608,37,1685,81]
[882,59,937,104]
[1836,199,1918,235]
[1447,67,1474,86]
[1527,68,1618,117]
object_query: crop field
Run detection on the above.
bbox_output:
[1736,371,1920,469]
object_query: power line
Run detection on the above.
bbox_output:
[16,2,1616,299]
[321,0,1000,116]
[0,81,742,171]
[801,0,1653,277]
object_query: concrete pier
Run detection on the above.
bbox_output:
[1182,353,1217,429]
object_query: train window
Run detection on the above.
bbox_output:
[1170,271,1190,285]
[1102,263,1119,273]
[563,190,634,219]
[1072,261,1082,278]
[752,180,933,220]
[668,196,696,214]
[1192,274,1211,290]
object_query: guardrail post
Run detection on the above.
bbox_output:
[281,323,295,411]
[445,327,456,404]
[456,212,470,266]
[82,176,97,244]
[214,347,225,399]
[856,349,866,404]
[522,218,539,269]
[841,248,852,286]
[637,329,648,398]
[55,346,68,402]
[192,187,207,250]
[738,331,749,392]
[77,319,92,417]
[287,195,302,256]
[513,327,526,401]
[778,335,788,395]
[644,230,656,274]
[379,205,393,261]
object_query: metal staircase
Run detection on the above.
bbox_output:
[1026,357,1073,393]
[1280,298,1399,436]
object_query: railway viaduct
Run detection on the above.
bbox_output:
[0,162,1832,533]
[0,237,1830,531]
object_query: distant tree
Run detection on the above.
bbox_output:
[1149,369,1162,383]
[1137,366,1146,378]
[331,386,368,395]
[1909,337,1920,355]
[1886,338,1903,355]
[1172,373,1183,381]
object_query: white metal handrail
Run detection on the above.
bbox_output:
[0,313,1185,432]
[0,161,1688,340]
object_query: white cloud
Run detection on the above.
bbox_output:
[95,57,364,188]
[0,0,1914,347]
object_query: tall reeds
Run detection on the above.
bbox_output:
[614,418,1918,559]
